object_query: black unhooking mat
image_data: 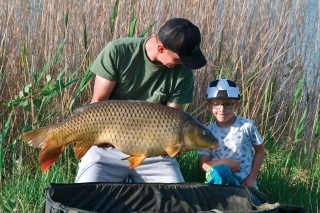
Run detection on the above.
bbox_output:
[43,182,305,213]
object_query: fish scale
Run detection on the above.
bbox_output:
[22,100,219,173]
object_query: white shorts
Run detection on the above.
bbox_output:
[75,146,185,183]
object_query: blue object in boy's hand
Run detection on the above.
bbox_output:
[205,164,240,186]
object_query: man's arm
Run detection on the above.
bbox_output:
[167,102,183,110]
[91,75,116,103]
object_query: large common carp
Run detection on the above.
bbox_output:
[22,100,219,173]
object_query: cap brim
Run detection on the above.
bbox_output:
[179,49,207,69]
[207,97,240,100]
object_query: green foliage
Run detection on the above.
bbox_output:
[69,65,93,110]
[260,75,276,133]
[64,9,69,39]
[177,151,205,182]
[313,111,320,138]
[138,22,156,37]
[8,56,69,127]
[128,8,156,38]
[295,107,308,140]
[0,155,76,212]
[110,0,120,37]
[128,9,137,37]
[0,111,13,182]
[258,138,319,211]
[292,76,305,108]
[0,40,93,185]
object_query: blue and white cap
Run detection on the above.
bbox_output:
[206,79,240,100]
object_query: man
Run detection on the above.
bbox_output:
[75,18,207,183]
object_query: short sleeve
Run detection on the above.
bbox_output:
[91,42,119,81]
[249,121,264,146]
[167,67,194,104]
[197,149,211,156]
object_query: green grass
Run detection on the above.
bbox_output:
[1,165,76,212]
[1,144,318,212]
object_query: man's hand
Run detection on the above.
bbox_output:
[161,151,182,157]
[97,143,115,149]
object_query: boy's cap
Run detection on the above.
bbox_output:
[206,79,241,100]
[158,18,207,69]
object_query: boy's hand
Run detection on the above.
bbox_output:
[221,158,241,173]
[241,176,255,188]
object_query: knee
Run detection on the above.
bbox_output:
[205,164,232,185]
[213,164,232,178]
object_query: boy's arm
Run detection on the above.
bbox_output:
[199,155,212,171]
[242,144,265,187]
[199,155,241,172]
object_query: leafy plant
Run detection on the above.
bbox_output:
[7,41,78,129]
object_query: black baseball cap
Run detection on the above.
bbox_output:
[158,18,207,69]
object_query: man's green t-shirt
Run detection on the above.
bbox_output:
[91,37,194,105]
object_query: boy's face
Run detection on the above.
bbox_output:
[207,98,239,126]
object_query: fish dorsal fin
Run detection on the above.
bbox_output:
[126,100,149,103]
[72,100,151,116]
[73,142,92,159]
[72,104,95,115]
[122,155,147,169]
[164,144,183,157]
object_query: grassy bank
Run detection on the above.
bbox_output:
[0,0,319,212]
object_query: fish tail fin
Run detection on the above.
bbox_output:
[22,126,51,148]
[22,127,64,173]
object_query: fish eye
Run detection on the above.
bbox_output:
[202,130,207,136]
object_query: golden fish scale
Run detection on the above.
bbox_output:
[50,101,191,156]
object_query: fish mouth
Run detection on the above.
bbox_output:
[208,144,219,150]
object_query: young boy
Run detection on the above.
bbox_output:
[197,79,264,188]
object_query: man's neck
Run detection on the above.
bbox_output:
[145,36,163,65]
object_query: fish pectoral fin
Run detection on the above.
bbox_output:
[122,155,147,169]
[164,144,183,157]
[73,142,92,160]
